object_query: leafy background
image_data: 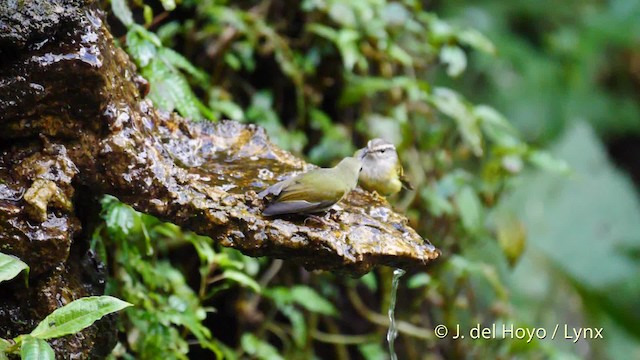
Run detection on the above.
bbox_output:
[96,0,640,358]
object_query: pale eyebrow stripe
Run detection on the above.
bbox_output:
[369,144,396,152]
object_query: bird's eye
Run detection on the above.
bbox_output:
[380,149,386,153]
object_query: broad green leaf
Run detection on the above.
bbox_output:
[388,44,413,66]
[160,48,210,86]
[307,24,338,42]
[439,45,467,77]
[328,3,356,27]
[159,0,176,11]
[111,0,133,27]
[456,186,483,233]
[336,29,363,70]
[431,87,483,156]
[290,286,337,316]
[126,30,157,67]
[339,76,394,106]
[0,253,29,285]
[240,334,284,360]
[223,270,261,293]
[281,306,306,347]
[0,338,10,358]
[527,150,570,174]
[20,336,54,360]
[144,59,203,121]
[362,114,403,146]
[382,2,409,26]
[407,273,432,289]
[211,99,244,121]
[476,105,520,147]
[359,272,377,291]
[457,28,496,54]
[358,342,387,360]
[30,296,132,340]
[507,123,640,289]
[143,5,153,26]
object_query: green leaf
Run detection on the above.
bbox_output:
[210,99,244,121]
[475,105,520,147]
[144,58,203,121]
[143,5,153,26]
[0,252,29,285]
[223,270,261,293]
[339,76,395,106]
[290,286,337,316]
[388,44,413,66]
[20,336,54,360]
[407,273,432,288]
[431,87,483,156]
[30,296,132,340]
[159,0,176,11]
[457,28,496,54]
[0,338,11,358]
[328,3,356,27]
[281,306,306,347]
[456,186,483,233]
[111,0,133,27]
[506,123,640,288]
[126,29,157,67]
[359,272,377,291]
[358,342,387,360]
[240,334,284,360]
[527,150,570,174]
[160,48,210,86]
[440,45,467,77]
[382,2,410,26]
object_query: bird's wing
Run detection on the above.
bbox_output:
[262,200,336,216]
[397,162,414,190]
[276,171,343,203]
[258,177,294,198]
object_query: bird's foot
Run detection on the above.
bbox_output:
[303,214,338,229]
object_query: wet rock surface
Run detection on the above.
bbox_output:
[0,0,439,358]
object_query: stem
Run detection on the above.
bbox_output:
[346,288,433,341]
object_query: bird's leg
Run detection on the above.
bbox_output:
[303,214,338,229]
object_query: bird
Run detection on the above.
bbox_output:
[259,156,362,216]
[355,138,413,196]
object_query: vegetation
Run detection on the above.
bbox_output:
[89,0,640,359]
[0,253,131,360]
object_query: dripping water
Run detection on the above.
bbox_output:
[387,268,406,360]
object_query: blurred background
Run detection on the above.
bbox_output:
[100,0,640,358]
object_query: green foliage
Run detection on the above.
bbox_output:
[101,0,640,358]
[502,123,640,355]
[19,337,54,360]
[439,0,640,142]
[30,296,132,340]
[0,252,29,285]
[436,0,640,356]
[267,286,337,316]
[96,196,262,359]
[240,334,283,360]
[1,295,130,359]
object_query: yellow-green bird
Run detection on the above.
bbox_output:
[355,138,413,196]
[259,156,362,216]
